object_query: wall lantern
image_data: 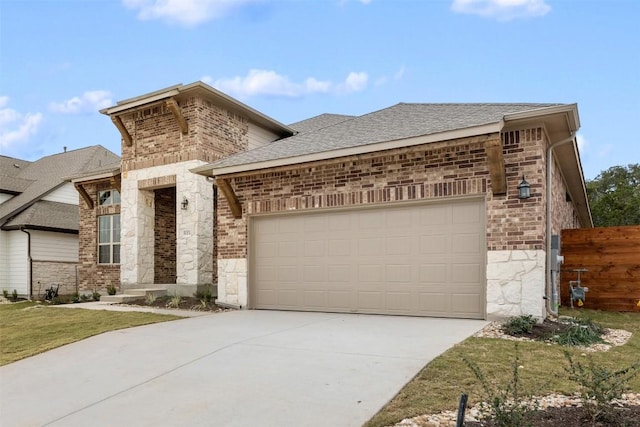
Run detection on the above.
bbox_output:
[517,175,531,199]
[181,196,189,210]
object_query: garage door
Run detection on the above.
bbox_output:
[250,199,485,319]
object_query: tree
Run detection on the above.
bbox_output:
[586,164,640,227]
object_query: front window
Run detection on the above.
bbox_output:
[98,189,121,206]
[98,214,120,264]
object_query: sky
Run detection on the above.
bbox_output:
[1,0,639,180]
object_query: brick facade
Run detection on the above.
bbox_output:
[77,181,121,291]
[217,128,556,259]
[119,97,249,172]
[154,187,176,284]
[32,261,77,296]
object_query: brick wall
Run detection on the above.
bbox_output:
[77,181,121,291]
[550,153,579,235]
[154,187,176,284]
[32,261,77,297]
[119,97,250,171]
[217,129,550,259]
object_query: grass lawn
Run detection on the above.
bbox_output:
[365,308,640,427]
[0,301,181,366]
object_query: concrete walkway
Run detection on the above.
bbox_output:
[1,309,486,427]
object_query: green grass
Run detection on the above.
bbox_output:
[0,301,181,366]
[364,309,640,427]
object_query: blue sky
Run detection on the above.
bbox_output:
[1,0,638,180]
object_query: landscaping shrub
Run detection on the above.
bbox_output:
[503,315,537,336]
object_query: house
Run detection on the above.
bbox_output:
[74,81,591,319]
[0,146,120,298]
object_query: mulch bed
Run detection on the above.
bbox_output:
[510,318,573,340]
[121,296,227,312]
[465,405,640,426]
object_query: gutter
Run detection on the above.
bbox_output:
[545,132,576,317]
[20,227,32,300]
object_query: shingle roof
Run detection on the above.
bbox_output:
[1,201,78,232]
[0,146,121,225]
[209,103,562,170]
[289,113,356,134]
[0,156,33,193]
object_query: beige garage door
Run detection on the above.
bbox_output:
[250,199,485,319]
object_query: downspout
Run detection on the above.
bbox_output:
[545,132,576,317]
[20,227,32,300]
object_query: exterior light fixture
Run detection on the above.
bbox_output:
[181,196,189,210]
[517,175,531,199]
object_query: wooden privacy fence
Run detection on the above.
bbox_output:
[561,226,640,312]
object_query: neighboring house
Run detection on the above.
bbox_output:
[74,81,591,319]
[0,146,120,297]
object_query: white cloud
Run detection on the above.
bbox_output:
[0,96,43,149]
[122,0,259,26]
[451,0,551,21]
[203,69,368,98]
[337,72,368,93]
[49,90,113,114]
[394,65,406,80]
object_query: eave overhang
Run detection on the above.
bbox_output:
[100,81,294,137]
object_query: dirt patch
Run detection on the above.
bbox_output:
[120,296,228,312]
[464,405,640,426]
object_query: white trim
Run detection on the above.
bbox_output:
[100,90,180,115]
[193,122,503,177]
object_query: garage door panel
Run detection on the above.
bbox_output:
[385,264,412,282]
[420,235,449,254]
[358,264,384,282]
[251,200,485,319]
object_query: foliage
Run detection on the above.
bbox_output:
[92,290,101,301]
[2,289,8,299]
[11,289,18,301]
[80,294,90,302]
[463,343,537,427]
[71,292,80,303]
[503,315,537,335]
[586,164,640,226]
[106,284,117,295]
[168,293,182,308]
[145,293,157,305]
[194,286,214,303]
[554,318,605,346]
[564,351,640,423]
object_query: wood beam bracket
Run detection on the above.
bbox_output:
[110,174,122,193]
[74,183,94,209]
[166,98,188,135]
[111,116,133,146]
[217,178,242,219]
[486,139,507,196]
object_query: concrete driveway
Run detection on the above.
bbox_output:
[1,310,486,427]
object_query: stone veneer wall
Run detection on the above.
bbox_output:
[77,181,121,292]
[120,160,214,293]
[216,129,555,314]
[154,187,177,284]
[32,261,77,296]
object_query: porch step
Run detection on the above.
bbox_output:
[100,288,167,303]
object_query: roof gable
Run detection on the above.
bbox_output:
[0,146,120,225]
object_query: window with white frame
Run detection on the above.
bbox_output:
[98,189,120,206]
[98,214,120,264]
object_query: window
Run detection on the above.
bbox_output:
[98,189,121,206]
[98,214,120,264]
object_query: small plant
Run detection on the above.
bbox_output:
[71,292,80,303]
[204,286,213,303]
[2,289,8,299]
[564,351,640,423]
[11,289,18,301]
[554,318,605,346]
[145,293,157,305]
[502,315,537,336]
[168,292,182,308]
[80,293,90,302]
[106,284,117,296]
[463,343,537,427]
[92,290,101,301]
